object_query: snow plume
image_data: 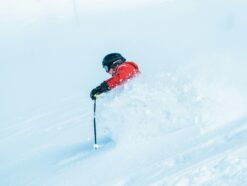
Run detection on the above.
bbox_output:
[97,73,203,147]
[96,63,247,148]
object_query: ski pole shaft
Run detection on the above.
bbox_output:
[93,99,98,149]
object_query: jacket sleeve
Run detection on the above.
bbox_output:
[96,81,110,94]
[105,65,135,89]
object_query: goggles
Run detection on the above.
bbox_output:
[103,65,109,72]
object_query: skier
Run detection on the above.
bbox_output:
[90,53,140,100]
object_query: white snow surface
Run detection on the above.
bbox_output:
[1,0,247,185]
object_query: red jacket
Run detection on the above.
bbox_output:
[105,61,140,89]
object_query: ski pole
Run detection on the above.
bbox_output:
[93,99,99,149]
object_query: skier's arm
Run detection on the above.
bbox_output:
[90,64,138,100]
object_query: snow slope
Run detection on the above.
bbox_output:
[1,0,247,185]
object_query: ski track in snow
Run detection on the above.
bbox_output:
[122,116,247,186]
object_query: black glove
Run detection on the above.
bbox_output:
[90,87,100,100]
[90,81,110,100]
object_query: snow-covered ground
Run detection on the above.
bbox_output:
[1,0,247,185]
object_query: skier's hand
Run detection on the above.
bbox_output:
[90,82,110,100]
[90,88,100,100]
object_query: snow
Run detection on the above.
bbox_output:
[1,0,247,185]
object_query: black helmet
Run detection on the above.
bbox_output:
[102,53,126,72]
